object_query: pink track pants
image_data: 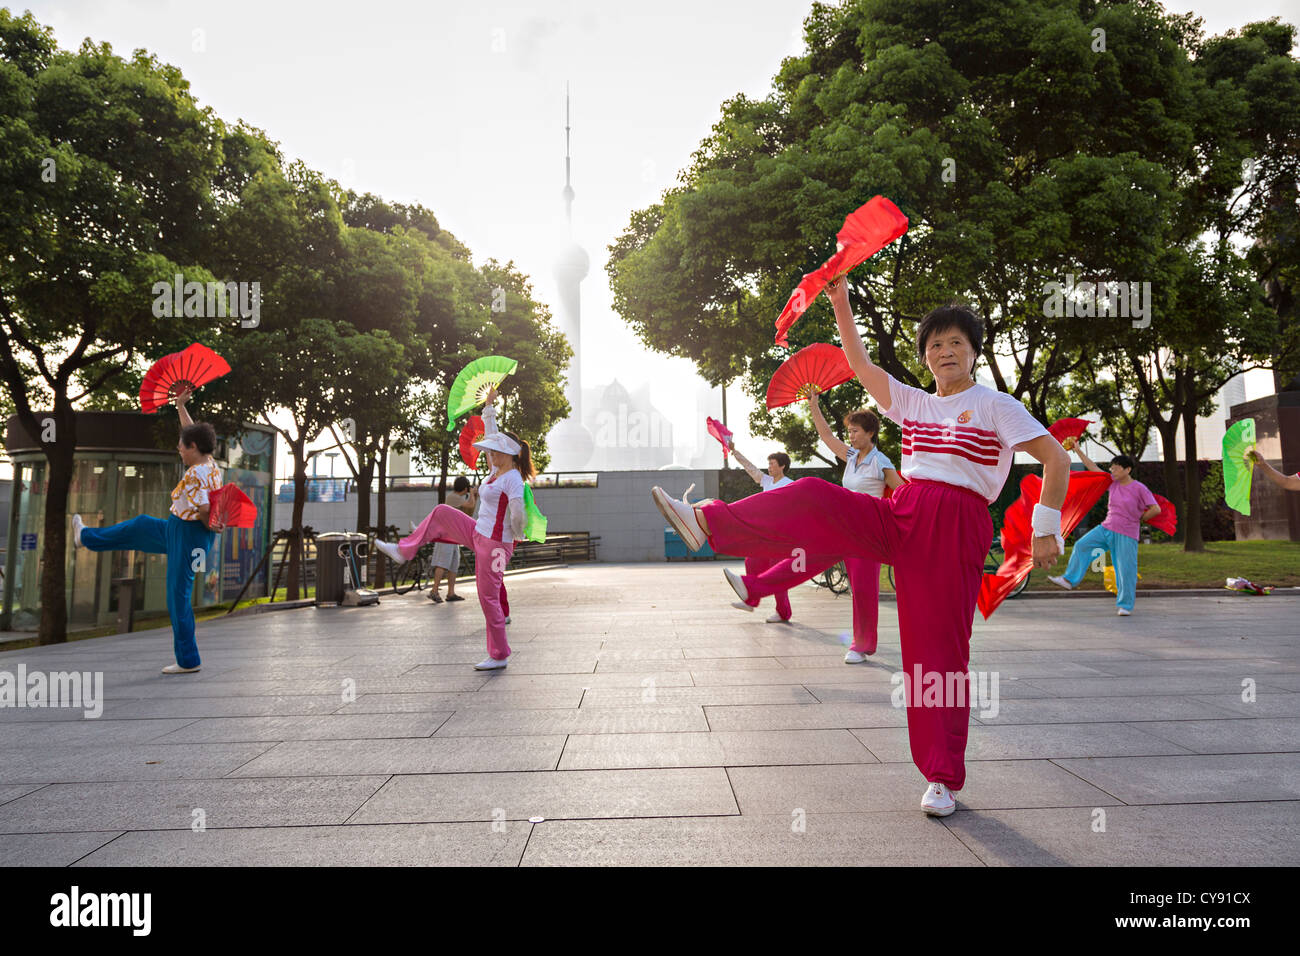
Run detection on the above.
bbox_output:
[741,553,881,653]
[702,477,991,789]
[399,504,514,660]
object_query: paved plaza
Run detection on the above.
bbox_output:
[1,562,1297,867]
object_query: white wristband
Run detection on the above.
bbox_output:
[1031,504,1064,554]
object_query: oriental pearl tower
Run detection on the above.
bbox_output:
[547,87,596,470]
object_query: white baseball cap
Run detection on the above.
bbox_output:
[474,433,521,456]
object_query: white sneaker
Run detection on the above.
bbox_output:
[410,521,418,533]
[72,514,85,549]
[1117,608,1131,616]
[765,613,790,624]
[845,650,869,664]
[921,782,956,817]
[161,663,200,674]
[474,656,509,670]
[652,485,706,552]
[724,567,749,603]
[1047,575,1074,591]
[374,540,406,564]
[730,600,755,614]
[504,616,511,625]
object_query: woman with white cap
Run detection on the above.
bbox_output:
[374,385,532,670]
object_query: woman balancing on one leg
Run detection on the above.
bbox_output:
[726,444,796,623]
[374,385,531,670]
[1048,444,1160,616]
[72,387,223,674]
[652,280,1070,817]
[726,397,902,659]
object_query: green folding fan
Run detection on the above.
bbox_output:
[446,355,518,431]
[1222,418,1256,515]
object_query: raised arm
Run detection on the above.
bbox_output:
[1074,441,1103,473]
[1249,450,1300,491]
[729,443,765,485]
[808,388,850,462]
[826,278,891,411]
[174,387,195,429]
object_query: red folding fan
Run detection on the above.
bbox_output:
[766,344,855,410]
[774,196,909,347]
[977,470,1112,619]
[459,416,485,470]
[139,343,231,414]
[207,484,256,530]
[706,416,734,457]
[1146,492,1177,536]
[1047,417,1093,448]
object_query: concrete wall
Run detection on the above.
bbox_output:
[272,469,721,563]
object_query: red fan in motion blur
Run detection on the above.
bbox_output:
[766,344,855,410]
[706,417,734,457]
[459,416,485,470]
[1147,493,1177,536]
[139,343,231,414]
[1047,417,1093,449]
[774,196,909,347]
[207,484,256,530]
[977,471,1112,619]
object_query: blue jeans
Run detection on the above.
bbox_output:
[1062,524,1139,612]
[81,514,215,667]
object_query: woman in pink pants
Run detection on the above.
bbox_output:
[726,444,795,623]
[653,280,1070,817]
[375,385,532,670]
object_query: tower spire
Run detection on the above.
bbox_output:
[562,83,575,237]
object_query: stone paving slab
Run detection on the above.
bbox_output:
[73,824,528,867]
[941,803,1300,866]
[349,767,738,824]
[0,776,389,832]
[0,564,1295,866]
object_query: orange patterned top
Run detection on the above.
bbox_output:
[171,461,222,521]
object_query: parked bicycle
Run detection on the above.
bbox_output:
[389,541,438,595]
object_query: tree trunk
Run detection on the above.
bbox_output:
[287,440,308,602]
[1155,419,1182,541]
[375,435,389,588]
[37,407,77,645]
[438,441,449,506]
[354,451,374,535]
[1180,399,1205,552]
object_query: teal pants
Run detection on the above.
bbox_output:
[1062,524,1139,612]
[81,514,215,667]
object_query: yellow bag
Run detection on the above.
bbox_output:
[1102,565,1141,594]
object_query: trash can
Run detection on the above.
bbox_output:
[315,532,367,605]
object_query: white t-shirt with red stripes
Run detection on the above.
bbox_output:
[882,375,1048,503]
[476,468,525,543]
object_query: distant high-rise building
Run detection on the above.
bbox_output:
[547,85,596,471]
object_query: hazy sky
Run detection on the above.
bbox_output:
[18,0,1299,476]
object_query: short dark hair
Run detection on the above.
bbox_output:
[1111,454,1136,472]
[844,409,880,440]
[916,303,984,369]
[768,452,791,472]
[180,422,217,455]
[453,476,470,493]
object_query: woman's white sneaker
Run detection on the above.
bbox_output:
[161,663,200,674]
[651,485,706,552]
[723,568,750,603]
[72,514,85,548]
[765,613,790,624]
[844,650,870,664]
[374,540,406,564]
[730,601,755,614]
[1047,575,1074,590]
[474,656,509,670]
[1117,608,1131,616]
[921,782,956,816]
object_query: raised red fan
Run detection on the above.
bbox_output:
[765,344,855,410]
[1047,417,1093,449]
[977,470,1112,619]
[207,484,256,530]
[706,416,734,457]
[459,416,485,470]
[774,196,909,347]
[139,343,231,414]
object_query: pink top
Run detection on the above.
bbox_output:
[1101,479,1158,541]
